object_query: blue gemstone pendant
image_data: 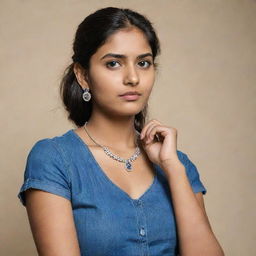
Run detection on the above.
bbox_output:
[125,160,132,171]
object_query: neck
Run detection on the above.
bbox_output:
[84,115,141,151]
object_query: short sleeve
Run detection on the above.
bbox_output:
[17,139,71,206]
[177,150,207,195]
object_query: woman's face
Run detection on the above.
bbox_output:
[86,26,156,117]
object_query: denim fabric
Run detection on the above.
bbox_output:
[17,129,207,256]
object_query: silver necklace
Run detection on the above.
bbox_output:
[83,121,141,172]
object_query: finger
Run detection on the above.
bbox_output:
[145,123,160,142]
[148,125,171,143]
[140,120,156,139]
[142,123,160,142]
[140,119,162,139]
[146,123,169,142]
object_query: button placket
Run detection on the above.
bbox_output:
[132,199,149,254]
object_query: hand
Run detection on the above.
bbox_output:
[139,119,182,169]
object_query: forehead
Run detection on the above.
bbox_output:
[94,27,152,57]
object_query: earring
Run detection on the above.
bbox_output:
[82,88,91,102]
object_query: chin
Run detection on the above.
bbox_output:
[101,99,146,115]
[109,106,143,117]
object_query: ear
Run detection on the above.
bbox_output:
[73,62,89,89]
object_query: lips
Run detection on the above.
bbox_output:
[119,92,141,101]
[119,91,140,96]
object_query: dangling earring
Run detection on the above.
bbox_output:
[82,88,91,102]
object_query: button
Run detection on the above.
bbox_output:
[134,200,141,206]
[139,227,145,236]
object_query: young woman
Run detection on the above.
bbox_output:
[17,7,224,256]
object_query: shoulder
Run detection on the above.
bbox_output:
[26,130,76,169]
[177,149,207,195]
[29,129,74,155]
[18,130,74,206]
[23,130,75,186]
[176,149,189,164]
[176,149,199,172]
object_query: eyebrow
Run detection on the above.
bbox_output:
[100,53,153,60]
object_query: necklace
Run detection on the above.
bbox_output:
[83,121,141,172]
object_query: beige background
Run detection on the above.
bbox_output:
[1,0,255,255]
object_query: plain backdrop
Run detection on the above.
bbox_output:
[1,0,256,255]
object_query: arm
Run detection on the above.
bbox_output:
[25,189,81,256]
[138,119,224,255]
[162,161,225,256]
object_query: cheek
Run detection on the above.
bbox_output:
[89,70,121,94]
[89,74,123,106]
[89,66,155,99]
[141,72,155,91]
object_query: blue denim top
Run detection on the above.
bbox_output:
[17,129,207,256]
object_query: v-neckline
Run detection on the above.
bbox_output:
[70,129,158,202]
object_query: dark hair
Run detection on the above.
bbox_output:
[60,7,161,132]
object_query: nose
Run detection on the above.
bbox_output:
[123,64,139,86]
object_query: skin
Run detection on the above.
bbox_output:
[74,26,224,255]
[73,26,155,151]
[25,26,225,255]
[140,119,225,255]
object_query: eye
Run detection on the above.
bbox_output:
[138,60,152,68]
[106,61,121,69]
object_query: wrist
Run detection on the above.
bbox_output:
[159,157,183,169]
[159,159,186,177]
